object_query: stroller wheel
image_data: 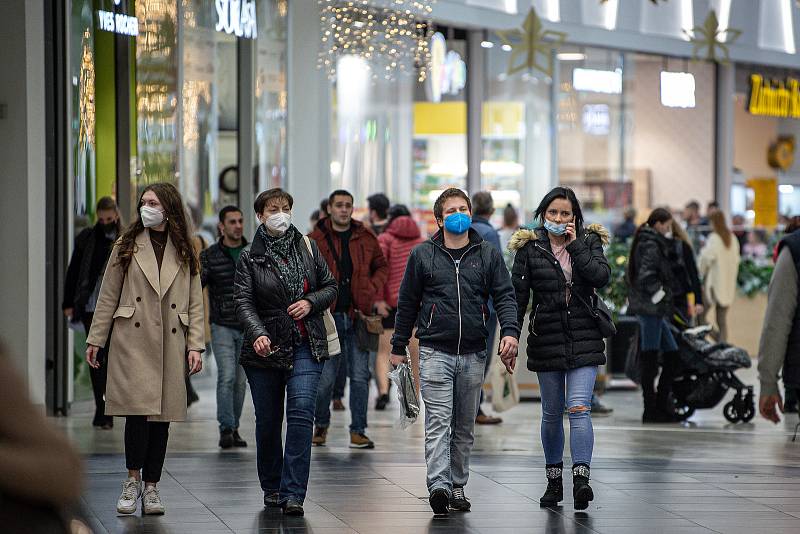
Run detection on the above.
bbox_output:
[740,402,755,423]
[723,401,740,423]
[672,402,695,421]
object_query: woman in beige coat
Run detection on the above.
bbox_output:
[86,183,204,516]
[698,210,741,342]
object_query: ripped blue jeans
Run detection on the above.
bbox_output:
[537,366,598,466]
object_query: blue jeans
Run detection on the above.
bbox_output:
[537,366,598,466]
[419,346,486,495]
[314,313,370,433]
[244,343,323,503]
[211,324,246,432]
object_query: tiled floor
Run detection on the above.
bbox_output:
[59,361,800,534]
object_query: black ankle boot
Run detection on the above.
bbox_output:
[572,464,594,510]
[539,462,563,507]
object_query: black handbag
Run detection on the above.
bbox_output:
[574,291,617,338]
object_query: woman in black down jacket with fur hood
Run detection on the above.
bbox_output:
[509,187,610,511]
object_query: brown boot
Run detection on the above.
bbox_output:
[349,432,375,449]
[312,426,327,446]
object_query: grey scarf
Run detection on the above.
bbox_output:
[258,224,305,302]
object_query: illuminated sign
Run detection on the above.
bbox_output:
[216,0,258,39]
[582,104,610,135]
[426,33,467,103]
[572,68,622,94]
[96,1,138,37]
[748,74,800,119]
[660,71,696,108]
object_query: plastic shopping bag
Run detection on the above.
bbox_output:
[387,358,420,429]
[491,356,520,413]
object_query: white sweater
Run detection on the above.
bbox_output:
[698,233,741,307]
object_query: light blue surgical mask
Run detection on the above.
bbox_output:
[444,212,472,234]
[543,220,568,236]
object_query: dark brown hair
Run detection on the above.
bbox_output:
[627,207,672,282]
[254,188,294,214]
[433,188,471,221]
[115,183,199,276]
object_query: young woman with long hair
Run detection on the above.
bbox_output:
[509,187,610,510]
[627,208,681,423]
[699,211,741,342]
[86,183,205,515]
[669,220,704,322]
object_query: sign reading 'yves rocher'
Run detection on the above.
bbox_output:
[96,0,138,37]
[215,0,258,39]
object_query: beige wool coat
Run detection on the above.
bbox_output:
[87,230,205,422]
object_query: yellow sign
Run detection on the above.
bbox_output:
[747,178,778,227]
[748,75,800,119]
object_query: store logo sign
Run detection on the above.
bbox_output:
[216,0,258,39]
[96,1,138,37]
[748,74,800,119]
[582,104,610,135]
[426,33,467,103]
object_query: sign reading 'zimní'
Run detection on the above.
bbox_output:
[748,74,800,119]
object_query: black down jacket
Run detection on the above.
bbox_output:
[200,238,248,329]
[391,228,520,356]
[234,228,337,370]
[510,225,611,372]
[627,226,675,318]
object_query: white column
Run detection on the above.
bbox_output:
[715,63,735,215]
[287,0,330,228]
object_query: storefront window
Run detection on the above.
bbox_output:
[483,31,552,224]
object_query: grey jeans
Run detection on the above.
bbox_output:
[418,346,486,495]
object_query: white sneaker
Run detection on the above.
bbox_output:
[116,477,141,514]
[142,486,166,515]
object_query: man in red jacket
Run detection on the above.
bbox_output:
[310,190,388,448]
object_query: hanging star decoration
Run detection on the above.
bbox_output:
[496,7,567,77]
[686,10,741,63]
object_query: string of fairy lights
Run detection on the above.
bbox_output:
[318,0,435,82]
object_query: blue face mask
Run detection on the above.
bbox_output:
[443,212,472,234]
[543,220,568,236]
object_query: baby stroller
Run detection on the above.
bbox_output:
[668,317,755,423]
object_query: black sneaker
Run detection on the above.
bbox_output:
[283,499,304,516]
[449,486,471,511]
[263,491,280,508]
[429,488,449,515]
[232,430,247,447]
[375,393,390,410]
[219,429,234,449]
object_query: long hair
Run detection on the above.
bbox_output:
[115,183,199,276]
[627,207,672,282]
[533,187,584,230]
[709,210,732,248]
[670,219,692,249]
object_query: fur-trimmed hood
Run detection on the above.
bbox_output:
[508,223,609,251]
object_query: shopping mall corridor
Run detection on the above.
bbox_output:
[58,361,800,534]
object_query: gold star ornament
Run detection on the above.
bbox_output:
[686,9,741,63]
[496,7,567,77]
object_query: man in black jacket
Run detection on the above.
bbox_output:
[63,196,121,429]
[390,188,519,515]
[201,206,248,449]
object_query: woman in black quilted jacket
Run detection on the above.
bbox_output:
[509,187,610,511]
[626,207,681,424]
[234,188,337,516]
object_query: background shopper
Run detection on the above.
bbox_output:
[669,220,704,323]
[627,208,680,423]
[235,188,337,516]
[86,183,205,516]
[509,186,610,511]
[201,206,248,449]
[62,196,121,429]
[698,211,741,342]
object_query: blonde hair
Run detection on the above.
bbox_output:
[710,211,732,248]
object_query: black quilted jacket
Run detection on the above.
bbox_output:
[510,225,610,372]
[200,238,248,329]
[234,228,337,370]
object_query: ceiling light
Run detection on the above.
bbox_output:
[557,52,586,61]
[501,44,512,52]
[481,40,494,48]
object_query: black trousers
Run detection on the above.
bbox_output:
[640,350,677,412]
[125,416,170,483]
[81,314,112,426]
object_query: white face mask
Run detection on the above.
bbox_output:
[141,205,165,228]
[264,212,292,234]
